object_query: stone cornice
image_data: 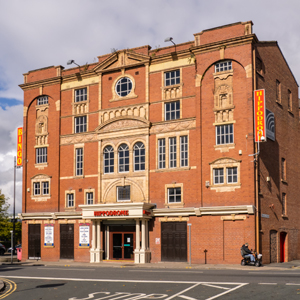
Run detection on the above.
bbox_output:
[190,34,258,55]
[19,77,62,91]
[20,211,82,220]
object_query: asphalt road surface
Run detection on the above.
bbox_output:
[1,264,300,299]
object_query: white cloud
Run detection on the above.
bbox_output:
[0,0,300,213]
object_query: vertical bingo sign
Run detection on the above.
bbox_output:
[17,127,23,167]
[254,89,266,142]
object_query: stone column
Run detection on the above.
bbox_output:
[90,220,96,263]
[95,220,102,262]
[134,219,140,263]
[145,219,149,249]
[139,219,146,263]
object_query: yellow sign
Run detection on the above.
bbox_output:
[17,127,23,167]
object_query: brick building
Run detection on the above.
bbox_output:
[19,21,300,265]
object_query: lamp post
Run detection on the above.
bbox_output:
[10,230,13,264]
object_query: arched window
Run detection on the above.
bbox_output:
[103,146,114,174]
[118,144,129,172]
[133,142,145,171]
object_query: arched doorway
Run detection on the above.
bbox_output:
[280,232,287,262]
[270,230,277,263]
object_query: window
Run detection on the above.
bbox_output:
[36,147,47,164]
[169,137,177,168]
[117,186,130,201]
[75,148,83,176]
[103,146,114,174]
[213,168,224,184]
[67,193,74,207]
[75,88,87,102]
[75,116,87,133]
[42,182,49,195]
[133,142,145,171]
[216,124,234,145]
[215,61,232,72]
[33,182,40,195]
[37,96,48,105]
[276,80,281,102]
[168,187,181,203]
[118,144,129,172]
[281,158,286,181]
[115,77,132,97]
[180,136,188,167]
[86,192,93,205]
[158,139,166,169]
[288,90,292,111]
[282,193,286,215]
[165,101,180,120]
[164,70,180,86]
[227,167,238,183]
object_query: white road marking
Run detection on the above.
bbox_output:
[286,283,300,286]
[201,284,230,290]
[129,270,203,274]
[165,283,201,300]
[37,268,95,271]
[205,283,249,300]
[258,283,277,285]
[249,272,300,275]
[178,295,197,300]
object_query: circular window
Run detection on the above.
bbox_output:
[115,77,132,97]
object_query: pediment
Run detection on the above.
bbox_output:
[95,116,150,133]
[94,50,150,73]
[209,157,241,165]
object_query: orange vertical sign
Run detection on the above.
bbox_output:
[254,89,266,142]
[17,127,23,167]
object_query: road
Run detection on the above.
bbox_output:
[1,263,300,299]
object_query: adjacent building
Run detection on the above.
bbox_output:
[20,21,300,264]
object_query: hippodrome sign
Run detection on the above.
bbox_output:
[254,89,266,142]
[17,127,23,167]
[94,210,129,217]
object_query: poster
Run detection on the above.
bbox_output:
[79,224,90,247]
[44,224,54,246]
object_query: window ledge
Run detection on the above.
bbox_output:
[31,196,50,202]
[165,202,184,208]
[214,144,235,153]
[153,166,190,173]
[162,83,183,89]
[210,183,241,192]
[276,100,283,108]
[35,163,48,170]
[74,175,84,179]
[288,110,294,116]
[109,94,138,102]
[65,207,76,211]
[256,71,264,78]
[281,179,288,185]
[281,214,289,219]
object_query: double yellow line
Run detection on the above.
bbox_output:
[0,278,17,299]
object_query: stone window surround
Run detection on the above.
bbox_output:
[31,174,51,202]
[72,86,89,115]
[165,183,184,208]
[163,100,182,121]
[74,143,84,178]
[213,121,236,153]
[34,145,49,169]
[161,68,183,102]
[209,157,241,192]
[110,73,137,102]
[156,130,189,171]
[84,188,95,205]
[101,139,147,176]
[65,190,76,210]
[74,115,88,134]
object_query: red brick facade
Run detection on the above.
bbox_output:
[20,21,299,265]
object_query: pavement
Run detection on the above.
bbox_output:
[1,255,300,293]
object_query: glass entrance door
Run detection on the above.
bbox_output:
[111,232,135,260]
[113,233,122,259]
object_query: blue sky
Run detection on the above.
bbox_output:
[0,0,300,213]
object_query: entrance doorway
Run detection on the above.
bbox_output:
[60,224,74,259]
[161,222,187,262]
[280,232,287,262]
[110,232,135,259]
[28,224,41,259]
